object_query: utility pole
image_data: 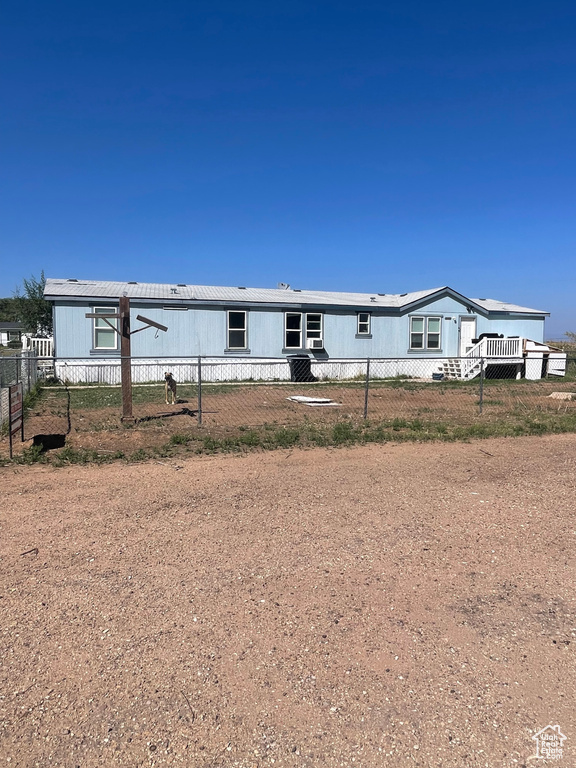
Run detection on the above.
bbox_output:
[119,296,133,422]
[85,298,167,423]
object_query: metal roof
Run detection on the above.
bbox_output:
[44,278,548,315]
[469,297,548,314]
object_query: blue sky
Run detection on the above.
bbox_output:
[1,1,575,337]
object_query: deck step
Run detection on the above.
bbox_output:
[442,358,482,381]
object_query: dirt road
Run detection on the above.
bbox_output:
[1,435,575,766]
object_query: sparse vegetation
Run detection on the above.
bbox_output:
[3,358,576,466]
[4,405,576,467]
[546,334,576,353]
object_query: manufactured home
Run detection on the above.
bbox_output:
[44,278,563,382]
[0,322,25,347]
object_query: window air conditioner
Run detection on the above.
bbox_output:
[306,338,324,350]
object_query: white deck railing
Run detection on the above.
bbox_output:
[457,336,523,379]
[483,337,522,358]
[23,336,54,357]
[460,340,484,378]
[464,337,523,361]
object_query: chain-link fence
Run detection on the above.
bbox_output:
[0,351,39,433]
[5,354,574,455]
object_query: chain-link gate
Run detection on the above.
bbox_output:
[0,351,39,445]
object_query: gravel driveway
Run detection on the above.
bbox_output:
[1,435,575,767]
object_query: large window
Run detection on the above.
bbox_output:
[285,312,323,349]
[357,312,371,335]
[227,310,247,349]
[93,306,118,350]
[285,313,302,348]
[410,316,441,350]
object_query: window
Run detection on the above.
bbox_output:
[357,312,371,335]
[284,312,323,348]
[93,306,118,350]
[410,316,441,350]
[227,310,247,349]
[410,317,424,348]
[427,317,441,349]
[306,313,322,340]
[8,331,21,342]
[285,313,302,348]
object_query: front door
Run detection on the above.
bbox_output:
[459,317,477,356]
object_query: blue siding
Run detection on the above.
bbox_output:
[54,301,102,357]
[52,294,546,358]
[475,315,544,342]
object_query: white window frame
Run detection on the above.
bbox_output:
[92,306,118,350]
[410,316,442,351]
[357,312,371,335]
[227,310,248,350]
[305,312,323,341]
[284,312,323,349]
[285,312,303,349]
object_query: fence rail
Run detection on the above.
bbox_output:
[2,354,575,456]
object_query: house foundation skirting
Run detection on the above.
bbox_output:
[53,357,445,385]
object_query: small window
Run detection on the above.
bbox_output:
[306,313,322,340]
[93,306,118,350]
[357,313,371,335]
[410,316,441,351]
[227,310,247,349]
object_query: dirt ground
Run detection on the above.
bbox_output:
[12,378,576,457]
[1,435,575,767]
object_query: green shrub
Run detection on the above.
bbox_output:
[273,428,301,448]
[332,421,359,444]
[170,433,189,445]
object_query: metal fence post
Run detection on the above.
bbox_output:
[479,357,485,415]
[8,385,13,459]
[363,357,371,419]
[197,356,203,426]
